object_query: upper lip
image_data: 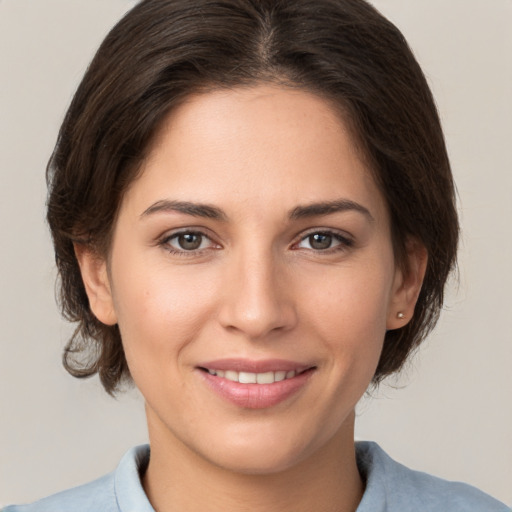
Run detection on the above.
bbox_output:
[197,358,315,374]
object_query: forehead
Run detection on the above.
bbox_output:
[122,85,388,224]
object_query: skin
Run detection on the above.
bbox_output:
[76,84,426,512]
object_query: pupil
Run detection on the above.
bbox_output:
[179,233,202,250]
[310,233,332,250]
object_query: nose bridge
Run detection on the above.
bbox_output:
[218,240,296,339]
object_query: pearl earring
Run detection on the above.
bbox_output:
[397,312,405,319]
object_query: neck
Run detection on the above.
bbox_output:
[142,409,363,512]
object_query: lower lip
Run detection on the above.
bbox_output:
[199,369,314,409]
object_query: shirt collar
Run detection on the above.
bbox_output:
[114,444,154,512]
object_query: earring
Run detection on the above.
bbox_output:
[397,312,405,319]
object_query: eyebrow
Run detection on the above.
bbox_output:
[140,200,227,221]
[289,199,374,222]
[140,198,373,222]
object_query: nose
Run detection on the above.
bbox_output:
[217,247,297,340]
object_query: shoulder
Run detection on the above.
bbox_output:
[3,445,152,512]
[2,473,116,512]
[356,441,511,512]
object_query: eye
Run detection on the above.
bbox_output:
[163,231,216,253]
[296,231,353,251]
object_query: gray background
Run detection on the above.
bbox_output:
[1,0,511,506]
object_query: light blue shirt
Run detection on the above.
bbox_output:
[4,442,510,511]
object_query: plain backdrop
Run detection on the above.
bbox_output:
[1,0,511,507]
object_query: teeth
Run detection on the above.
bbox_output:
[239,371,257,384]
[256,371,274,384]
[274,371,286,382]
[206,369,302,384]
[225,370,238,381]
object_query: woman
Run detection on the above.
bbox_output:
[4,0,509,510]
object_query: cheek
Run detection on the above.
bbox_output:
[109,254,220,377]
[304,259,393,369]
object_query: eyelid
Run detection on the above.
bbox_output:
[158,228,221,255]
[156,226,354,255]
[292,228,355,251]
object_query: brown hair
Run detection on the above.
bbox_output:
[47,0,458,394]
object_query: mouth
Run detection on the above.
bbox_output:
[196,359,316,409]
[199,367,312,384]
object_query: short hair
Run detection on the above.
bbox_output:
[47,0,458,394]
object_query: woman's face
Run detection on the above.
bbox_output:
[81,85,419,473]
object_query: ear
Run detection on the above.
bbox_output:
[386,239,428,330]
[74,244,117,326]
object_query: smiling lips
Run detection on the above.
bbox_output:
[198,359,315,409]
[205,368,300,384]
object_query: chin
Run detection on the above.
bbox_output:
[206,444,308,476]
[192,422,333,476]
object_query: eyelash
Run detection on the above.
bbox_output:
[158,229,354,256]
[292,229,354,253]
[159,230,219,257]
